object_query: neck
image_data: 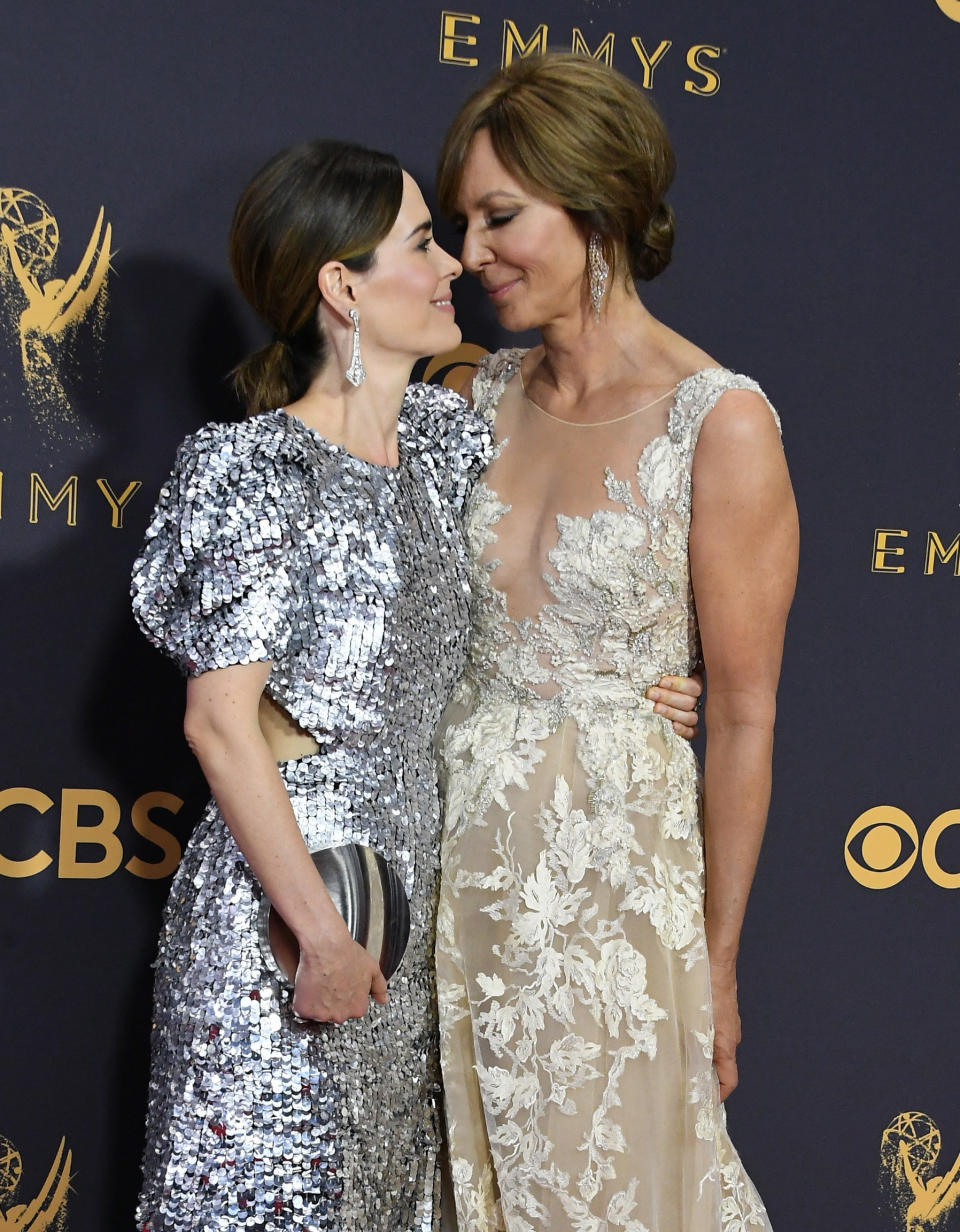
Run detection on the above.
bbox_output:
[536,282,667,397]
[286,349,413,467]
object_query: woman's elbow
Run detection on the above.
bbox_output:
[705,691,777,736]
[182,696,239,762]
[183,705,215,760]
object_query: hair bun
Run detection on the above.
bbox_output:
[632,201,675,282]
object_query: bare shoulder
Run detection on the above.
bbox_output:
[692,384,795,524]
[697,386,782,449]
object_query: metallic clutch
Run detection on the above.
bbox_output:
[257,843,411,987]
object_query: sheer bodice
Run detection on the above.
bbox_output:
[457,348,776,706]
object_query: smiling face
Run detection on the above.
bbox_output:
[453,128,590,333]
[351,171,462,362]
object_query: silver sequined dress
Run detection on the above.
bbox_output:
[131,385,491,1232]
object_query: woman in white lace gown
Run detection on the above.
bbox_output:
[433,56,798,1231]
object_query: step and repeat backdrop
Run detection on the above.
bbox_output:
[0,2,957,1229]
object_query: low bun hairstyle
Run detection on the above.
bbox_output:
[436,53,676,284]
[632,201,675,282]
[229,139,403,416]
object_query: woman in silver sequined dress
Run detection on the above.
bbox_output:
[432,56,799,1231]
[130,140,490,1232]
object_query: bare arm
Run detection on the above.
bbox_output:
[184,661,387,1023]
[689,390,798,1098]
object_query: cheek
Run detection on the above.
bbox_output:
[508,221,584,285]
[366,267,432,326]
[396,263,437,307]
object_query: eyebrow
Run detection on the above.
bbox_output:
[405,219,432,240]
[474,190,523,207]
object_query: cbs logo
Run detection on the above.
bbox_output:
[845,805,960,889]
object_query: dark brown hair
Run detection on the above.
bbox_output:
[437,53,676,283]
[229,139,403,415]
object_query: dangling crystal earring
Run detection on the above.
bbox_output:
[346,308,365,386]
[588,232,609,321]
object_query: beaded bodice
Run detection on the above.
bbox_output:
[456,348,777,712]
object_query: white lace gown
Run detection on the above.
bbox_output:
[436,349,776,1232]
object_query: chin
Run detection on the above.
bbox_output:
[432,320,462,352]
[495,306,538,334]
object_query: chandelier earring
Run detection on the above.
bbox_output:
[346,308,366,387]
[588,232,609,321]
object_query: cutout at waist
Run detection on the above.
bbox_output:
[258,693,320,763]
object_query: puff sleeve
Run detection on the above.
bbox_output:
[131,420,300,676]
[402,382,494,513]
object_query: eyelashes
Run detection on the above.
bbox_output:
[451,211,519,236]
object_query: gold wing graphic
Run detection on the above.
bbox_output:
[901,1140,960,1227]
[0,1138,71,1231]
[1,206,112,338]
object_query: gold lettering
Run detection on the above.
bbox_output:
[440,10,480,66]
[922,809,960,888]
[29,473,78,525]
[872,528,908,573]
[571,28,615,65]
[0,787,54,877]
[96,478,142,529]
[126,791,183,879]
[58,789,123,878]
[630,37,672,89]
[684,44,723,97]
[924,531,960,575]
[502,19,548,66]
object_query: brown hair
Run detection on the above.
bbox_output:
[437,53,676,283]
[229,139,403,415]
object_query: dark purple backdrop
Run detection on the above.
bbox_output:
[1,3,958,1229]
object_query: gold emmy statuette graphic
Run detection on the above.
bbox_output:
[423,342,490,390]
[0,187,112,438]
[881,1113,960,1230]
[934,0,960,21]
[0,1133,71,1230]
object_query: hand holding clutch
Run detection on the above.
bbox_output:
[257,843,411,987]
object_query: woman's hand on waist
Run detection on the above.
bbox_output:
[646,671,703,739]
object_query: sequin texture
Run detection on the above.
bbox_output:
[130,384,492,1231]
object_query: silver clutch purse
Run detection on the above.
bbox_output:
[257,843,411,986]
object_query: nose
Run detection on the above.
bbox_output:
[434,241,462,283]
[459,220,490,275]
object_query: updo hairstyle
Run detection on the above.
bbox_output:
[436,53,676,283]
[229,139,403,415]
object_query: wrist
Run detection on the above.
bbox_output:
[708,951,738,975]
[298,916,350,955]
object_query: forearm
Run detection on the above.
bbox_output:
[701,712,774,969]
[190,720,347,957]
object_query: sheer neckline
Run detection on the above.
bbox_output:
[517,367,680,428]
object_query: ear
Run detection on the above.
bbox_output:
[317,260,358,319]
